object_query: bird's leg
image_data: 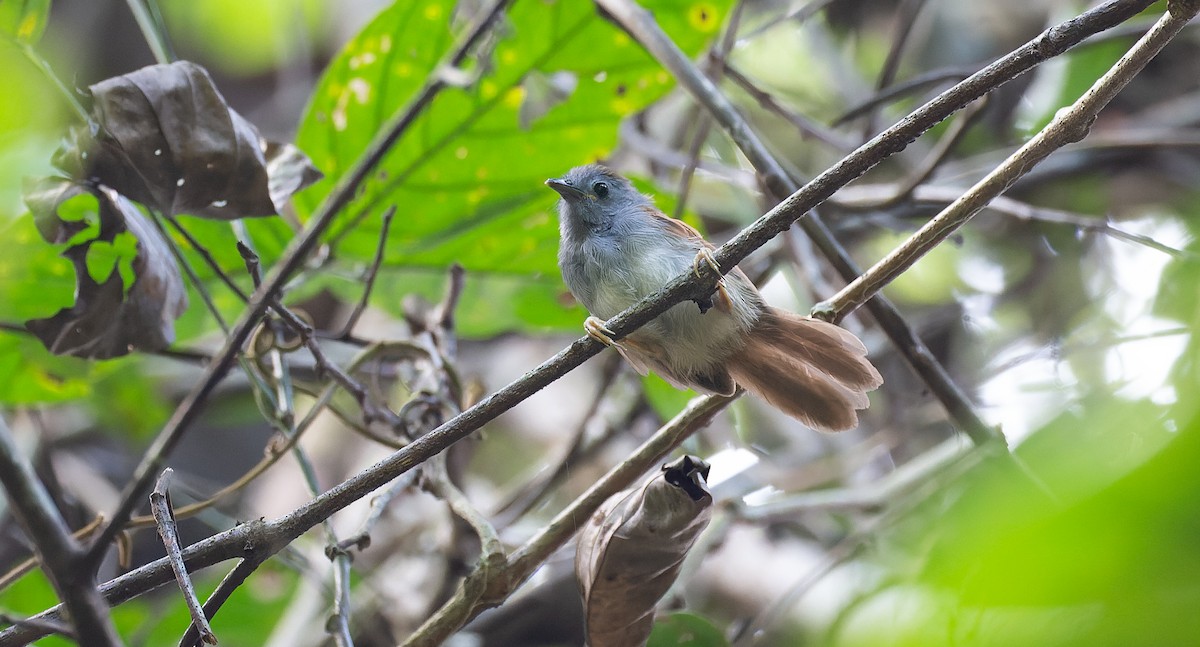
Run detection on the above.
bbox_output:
[584,316,621,348]
[692,248,729,314]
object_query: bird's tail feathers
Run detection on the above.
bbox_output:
[728,308,882,432]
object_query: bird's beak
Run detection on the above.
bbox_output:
[545,177,586,200]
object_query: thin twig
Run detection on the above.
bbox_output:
[82,0,516,566]
[862,0,930,139]
[723,65,855,152]
[150,469,216,645]
[871,96,990,209]
[0,614,74,641]
[833,184,1196,259]
[815,3,1200,320]
[179,557,265,647]
[150,211,231,333]
[163,215,251,302]
[672,1,745,220]
[401,393,737,647]
[4,4,1165,642]
[491,353,625,524]
[834,66,974,126]
[125,0,176,64]
[337,207,396,339]
[336,474,415,552]
[239,242,402,427]
[734,436,971,519]
[594,0,1161,446]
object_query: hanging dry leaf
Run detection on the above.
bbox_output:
[576,455,714,647]
[53,60,321,220]
[24,178,187,359]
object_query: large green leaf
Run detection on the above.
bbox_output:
[295,0,732,336]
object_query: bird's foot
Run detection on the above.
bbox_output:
[692,248,729,314]
[692,248,726,288]
[584,316,621,348]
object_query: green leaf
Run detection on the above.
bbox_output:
[0,331,90,403]
[643,373,697,421]
[838,396,1200,647]
[648,611,729,647]
[295,0,734,336]
[0,0,50,45]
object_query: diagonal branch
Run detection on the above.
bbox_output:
[816,1,1200,319]
[83,0,517,567]
[594,0,1158,446]
[3,1,1169,642]
[0,418,120,646]
[150,469,217,645]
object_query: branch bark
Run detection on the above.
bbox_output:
[817,1,1200,318]
[84,0,517,567]
[0,418,120,646]
[594,0,1158,446]
[1,0,1169,643]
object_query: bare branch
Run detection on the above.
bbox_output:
[595,0,1159,446]
[816,3,1200,319]
[82,0,516,564]
[151,469,217,645]
[337,206,396,339]
[0,417,120,645]
[401,393,737,647]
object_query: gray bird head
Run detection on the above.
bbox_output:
[545,164,649,238]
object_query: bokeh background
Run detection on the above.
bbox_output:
[1,0,1198,645]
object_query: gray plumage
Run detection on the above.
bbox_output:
[548,164,882,431]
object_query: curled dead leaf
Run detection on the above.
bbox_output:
[53,60,321,219]
[24,178,187,359]
[576,455,714,647]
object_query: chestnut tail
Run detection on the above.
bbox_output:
[728,308,883,432]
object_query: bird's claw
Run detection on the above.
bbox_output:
[692,248,730,314]
[584,316,620,348]
[692,248,726,288]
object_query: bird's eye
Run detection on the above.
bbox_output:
[593,181,609,198]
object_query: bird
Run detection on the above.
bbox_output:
[546,164,882,432]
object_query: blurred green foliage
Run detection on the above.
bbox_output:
[649,611,729,646]
[2,566,294,646]
[159,0,325,76]
[293,0,733,336]
[0,0,49,45]
[825,248,1200,646]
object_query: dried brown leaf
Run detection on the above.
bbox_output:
[53,60,321,219]
[24,178,188,359]
[576,455,714,647]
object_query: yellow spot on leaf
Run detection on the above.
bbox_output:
[500,48,518,65]
[613,32,630,47]
[481,80,498,99]
[455,146,469,160]
[503,86,525,109]
[688,3,720,32]
[17,13,39,40]
[467,187,488,205]
[424,3,443,20]
[611,96,634,115]
[656,71,670,85]
[380,35,392,53]
[396,62,413,77]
